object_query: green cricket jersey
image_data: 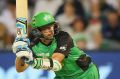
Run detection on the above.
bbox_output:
[30,31,99,79]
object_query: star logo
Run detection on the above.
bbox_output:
[60,46,67,51]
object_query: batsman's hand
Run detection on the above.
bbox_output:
[12,37,33,64]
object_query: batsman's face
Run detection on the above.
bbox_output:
[40,25,54,40]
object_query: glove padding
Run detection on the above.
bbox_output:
[12,37,33,64]
[16,47,33,64]
[12,37,30,53]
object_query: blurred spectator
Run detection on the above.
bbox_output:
[81,0,101,20]
[80,0,91,19]
[92,31,120,50]
[119,0,120,16]
[0,23,7,49]
[0,0,16,50]
[73,34,87,50]
[0,0,16,37]
[100,0,116,12]
[86,18,102,50]
[28,0,35,8]
[105,0,120,11]
[86,18,102,34]
[0,23,12,50]
[0,0,6,14]
[92,31,109,50]
[34,0,63,16]
[28,0,36,17]
[69,17,87,36]
[100,0,120,18]
[56,1,77,32]
[90,0,101,19]
[102,9,120,42]
[7,0,16,18]
[55,0,85,17]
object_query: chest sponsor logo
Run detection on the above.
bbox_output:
[36,53,50,57]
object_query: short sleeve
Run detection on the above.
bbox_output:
[54,31,74,57]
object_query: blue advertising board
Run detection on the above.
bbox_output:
[0,51,120,79]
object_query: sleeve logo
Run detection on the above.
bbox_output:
[60,46,67,51]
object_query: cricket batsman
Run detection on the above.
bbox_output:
[12,12,99,79]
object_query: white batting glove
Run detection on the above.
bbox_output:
[16,47,33,64]
[12,37,30,53]
[12,37,33,64]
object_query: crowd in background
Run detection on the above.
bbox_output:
[0,0,120,50]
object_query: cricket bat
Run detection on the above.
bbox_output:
[16,0,28,38]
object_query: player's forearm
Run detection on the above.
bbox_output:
[15,57,29,73]
[31,53,65,71]
[32,58,62,71]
